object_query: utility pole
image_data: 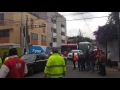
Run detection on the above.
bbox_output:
[25,15,29,54]
[20,12,24,55]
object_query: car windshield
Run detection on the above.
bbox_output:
[21,54,36,61]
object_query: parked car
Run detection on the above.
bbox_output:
[67,50,83,60]
[21,54,48,76]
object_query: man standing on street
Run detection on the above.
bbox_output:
[44,48,66,78]
[107,51,112,67]
[0,48,28,78]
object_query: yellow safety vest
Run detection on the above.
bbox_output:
[4,57,9,62]
[0,58,2,68]
[44,53,66,78]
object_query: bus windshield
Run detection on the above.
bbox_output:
[78,44,88,52]
[61,46,77,52]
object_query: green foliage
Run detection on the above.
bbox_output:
[93,24,118,44]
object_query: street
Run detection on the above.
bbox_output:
[26,60,120,78]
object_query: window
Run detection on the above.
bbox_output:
[41,35,46,41]
[30,18,34,29]
[53,29,56,33]
[0,13,4,21]
[61,32,65,36]
[51,18,56,24]
[0,13,4,24]
[62,40,65,43]
[53,38,57,42]
[61,23,65,28]
[0,30,9,38]
[31,33,38,40]
[51,27,57,33]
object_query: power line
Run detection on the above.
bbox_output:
[47,16,108,23]
[60,12,90,16]
[0,15,109,26]
[80,13,93,32]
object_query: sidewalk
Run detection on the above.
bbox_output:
[106,66,119,72]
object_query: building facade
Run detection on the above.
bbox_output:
[0,12,48,55]
[28,12,67,48]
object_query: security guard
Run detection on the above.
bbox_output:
[44,48,66,78]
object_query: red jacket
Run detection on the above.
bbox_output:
[4,57,26,78]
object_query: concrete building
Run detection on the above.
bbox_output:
[0,12,48,55]
[28,12,67,48]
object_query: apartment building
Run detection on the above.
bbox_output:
[28,12,66,48]
[0,12,48,55]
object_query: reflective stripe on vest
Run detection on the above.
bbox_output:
[46,65,65,68]
[48,73,64,76]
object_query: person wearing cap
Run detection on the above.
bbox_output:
[44,48,66,78]
[0,48,28,78]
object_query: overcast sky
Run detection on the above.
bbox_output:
[59,12,111,39]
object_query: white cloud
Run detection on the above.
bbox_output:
[59,12,110,39]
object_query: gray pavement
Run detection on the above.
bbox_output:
[26,60,120,78]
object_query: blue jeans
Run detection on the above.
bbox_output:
[90,61,95,72]
[85,61,90,71]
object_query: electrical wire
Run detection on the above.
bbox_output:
[80,13,93,32]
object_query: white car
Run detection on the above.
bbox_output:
[67,50,83,60]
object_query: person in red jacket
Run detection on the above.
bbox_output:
[0,48,28,78]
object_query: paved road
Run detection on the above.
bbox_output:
[26,61,120,78]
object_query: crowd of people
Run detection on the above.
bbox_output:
[72,48,107,76]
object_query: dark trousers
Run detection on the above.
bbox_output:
[81,62,85,71]
[108,59,112,67]
[99,63,106,76]
[73,61,76,69]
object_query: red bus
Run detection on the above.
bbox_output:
[61,44,78,56]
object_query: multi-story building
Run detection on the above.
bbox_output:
[28,12,66,48]
[0,12,48,55]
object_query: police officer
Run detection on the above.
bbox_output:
[0,48,28,78]
[44,48,66,78]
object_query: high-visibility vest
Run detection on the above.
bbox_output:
[4,57,9,62]
[0,58,2,68]
[44,53,66,78]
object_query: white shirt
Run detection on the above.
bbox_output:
[0,55,28,78]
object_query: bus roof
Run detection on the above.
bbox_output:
[61,44,77,46]
[79,42,91,44]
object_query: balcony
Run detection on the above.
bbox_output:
[53,42,57,47]
[62,36,66,40]
[53,24,56,29]
[62,28,65,32]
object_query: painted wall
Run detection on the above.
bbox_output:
[29,45,49,55]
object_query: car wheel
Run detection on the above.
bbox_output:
[29,66,34,76]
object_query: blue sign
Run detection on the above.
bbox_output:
[29,45,49,54]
